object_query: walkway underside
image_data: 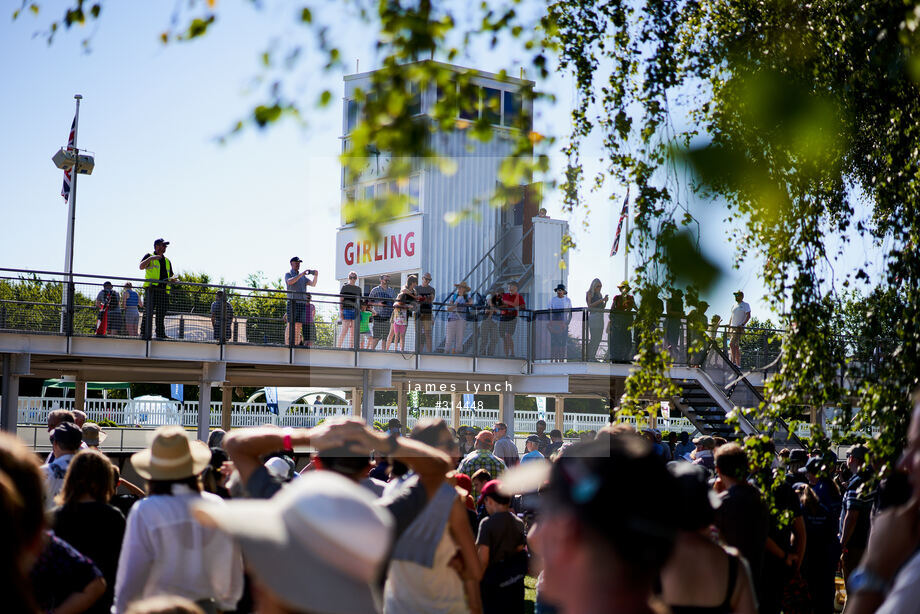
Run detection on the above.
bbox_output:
[0,331,796,445]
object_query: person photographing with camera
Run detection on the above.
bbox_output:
[284,257,317,346]
[139,238,177,339]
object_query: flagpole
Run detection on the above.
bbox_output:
[59,95,82,333]
[64,94,82,283]
[624,203,629,285]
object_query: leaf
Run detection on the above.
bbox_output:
[661,231,722,291]
[300,7,312,23]
[253,104,282,127]
[318,90,332,107]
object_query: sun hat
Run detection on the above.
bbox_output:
[554,283,567,293]
[475,430,494,445]
[455,281,471,291]
[193,470,393,614]
[131,425,212,481]
[618,280,631,290]
[81,423,107,446]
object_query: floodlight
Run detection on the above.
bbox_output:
[52,147,77,170]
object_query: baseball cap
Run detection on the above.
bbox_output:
[848,444,869,461]
[733,290,744,297]
[511,435,678,572]
[454,473,473,497]
[692,435,715,449]
[477,479,505,507]
[526,435,541,444]
[49,422,82,449]
[475,430,494,445]
[154,238,169,246]
[290,256,303,263]
[193,470,393,614]
[668,461,721,531]
[805,457,824,474]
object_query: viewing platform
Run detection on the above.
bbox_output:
[1,267,868,445]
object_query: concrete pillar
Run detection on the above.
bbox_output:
[499,390,515,435]
[74,377,86,415]
[352,387,362,419]
[397,383,408,433]
[198,380,211,442]
[451,392,461,431]
[221,385,233,431]
[1,355,20,433]
[553,396,565,433]
[362,370,375,427]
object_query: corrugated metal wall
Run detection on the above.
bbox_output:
[422,129,517,301]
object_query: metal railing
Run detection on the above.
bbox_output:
[0,268,893,373]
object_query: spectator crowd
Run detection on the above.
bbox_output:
[83,238,759,366]
[4,390,920,613]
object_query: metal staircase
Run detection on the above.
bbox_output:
[458,224,534,298]
[672,339,802,447]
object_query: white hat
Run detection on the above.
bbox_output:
[131,425,211,481]
[193,470,394,614]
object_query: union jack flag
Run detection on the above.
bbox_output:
[611,190,629,256]
[61,116,75,203]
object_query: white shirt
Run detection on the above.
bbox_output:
[729,301,751,327]
[877,550,920,614]
[547,296,572,311]
[112,487,243,612]
[40,453,74,508]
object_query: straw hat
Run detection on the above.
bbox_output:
[455,281,471,291]
[131,425,211,481]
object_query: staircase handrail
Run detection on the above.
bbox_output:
[458,225,535,297]
[703,337,804,447]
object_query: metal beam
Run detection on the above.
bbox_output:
[198,379,211,442]
[1,355,18,432]
[361,370,374,426]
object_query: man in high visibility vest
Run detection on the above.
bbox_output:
[139,238,175,339]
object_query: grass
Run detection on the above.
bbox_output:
[524,575,537,614]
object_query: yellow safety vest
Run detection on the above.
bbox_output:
[144,256,173,291]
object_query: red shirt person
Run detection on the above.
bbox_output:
[499,280,526,357]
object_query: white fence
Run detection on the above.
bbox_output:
[12,396,691,434]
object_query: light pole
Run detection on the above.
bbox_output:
[52,94,94,333]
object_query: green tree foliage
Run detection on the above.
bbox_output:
[548,0,919,470]
[15,1,920,468]
[0,274,94,333]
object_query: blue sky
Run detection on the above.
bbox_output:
[0,3,882,322]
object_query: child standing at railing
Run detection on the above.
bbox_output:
[388,293,410,351]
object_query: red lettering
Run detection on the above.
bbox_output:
[404,232,416,257]
[345,242,354,266]
[384,235,388,259]
[374,240,383,261]
[391,234,401,258]
[362,241,371,263]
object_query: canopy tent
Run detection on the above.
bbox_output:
[245,387,348,415]
[41,379,132,399]
[43,379,131,391]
